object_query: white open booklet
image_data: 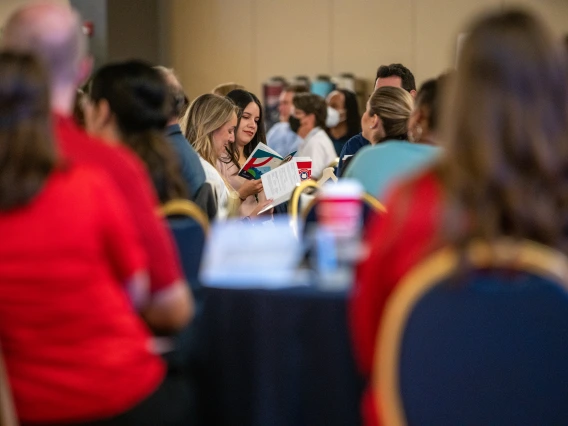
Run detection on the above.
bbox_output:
[257,159,303,214]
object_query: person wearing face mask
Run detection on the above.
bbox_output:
[326,89,361,155]
[185,94,273,220]
[343,86,441,200]
[217,89,272,217]
[290,93,337,179]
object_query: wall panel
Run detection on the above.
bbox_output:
[165,0,255,98]
[331,0,413,89]
[253,0,330,94]
[160,0,568,99]
[413,0,501,85]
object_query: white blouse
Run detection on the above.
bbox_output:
[199,157,239,220]
[297,127,337,179]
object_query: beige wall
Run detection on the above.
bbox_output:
[161,0,568,100]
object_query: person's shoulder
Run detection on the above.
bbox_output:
[103,142,149,177]
[371,140,435,156]
[56,116,145,171]
[344,133,368,151]
[375,140,407,148]
[365,140,407,156]
[267,123,280,139]
[351,143,376,158]
[314,128,334,146]
[421,144,442,155]
[166,126,189,148]
[49,163,117,198]
[343,145,374,176]
[396,142,443,163]
[200,157,221,178]
[269,122,289,133]
[396,141,440,152]
[315,127,331,139]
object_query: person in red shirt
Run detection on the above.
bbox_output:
[350,10,568,426]
[0,51,190,425]
[3,2,193,334]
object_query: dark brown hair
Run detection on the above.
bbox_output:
[414,72,453,134]
[0,51,57,210]
[89,60,189,202]
[154,66,189,119]
[293,93,327,129]
[376,63,416,92]
[222,89,266,170]
[437,10,568,250]
[73,88,87,128]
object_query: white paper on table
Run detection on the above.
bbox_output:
[200,217,305,288]
[258,160,301,213]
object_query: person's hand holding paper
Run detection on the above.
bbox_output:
[258,160,304,214]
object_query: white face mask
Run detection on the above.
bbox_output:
[326,106,341,128]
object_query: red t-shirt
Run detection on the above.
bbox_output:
[350,170,443,426]
[55,114,182,294]
[0,166,165,423]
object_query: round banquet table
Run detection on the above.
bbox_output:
[189,284,364,426]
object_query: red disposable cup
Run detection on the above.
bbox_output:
[316,180,363,238]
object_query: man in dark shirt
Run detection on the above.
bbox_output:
[336,133,370,177]
[337,63,417,176]
[156,66,206,195]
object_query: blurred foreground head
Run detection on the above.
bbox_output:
[2,2,91,114]
[440,9,568,247]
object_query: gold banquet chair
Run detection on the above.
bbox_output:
[160,199,209,234]
[374,239,568,426]
[362,192,387,214]
[160,199,209,300]
[327,157,340,170]
[288,179,320,234]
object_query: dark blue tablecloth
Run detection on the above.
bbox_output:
[190,285,364,426]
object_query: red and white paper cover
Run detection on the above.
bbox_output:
[295,157,312,181]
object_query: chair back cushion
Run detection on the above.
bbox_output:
[400,270,568,425]
[167,217,206,299]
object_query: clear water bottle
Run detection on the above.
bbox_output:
[312,179,364,290]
